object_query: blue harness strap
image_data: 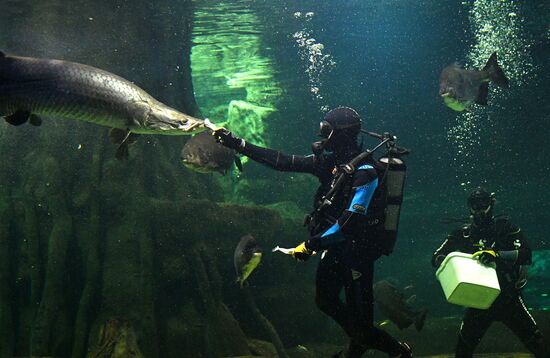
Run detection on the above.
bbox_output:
[319,165,378,245]
[349,165,378,215]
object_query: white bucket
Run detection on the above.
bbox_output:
[435,251,501,309]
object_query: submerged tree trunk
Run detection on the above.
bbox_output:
[242,286,289,358]
[88,318,145,358]
[71,146,104,358]
[0,187,14,358]
[30,156,73,355]
[189,245,251,358]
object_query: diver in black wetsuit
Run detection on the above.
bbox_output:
[213,107,412,358]
[432,188,548,358]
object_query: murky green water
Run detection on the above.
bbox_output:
[0,0,548,357]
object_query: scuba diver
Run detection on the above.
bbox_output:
[213,107,412,358]
[432,188,548,358]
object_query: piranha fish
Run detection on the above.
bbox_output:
[181,130,242,174]
[234,234,262,288]
[439,52,509,112]
[0,51,205,158]
[373,280,428,331]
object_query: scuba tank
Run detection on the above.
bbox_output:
[377,156,407,255]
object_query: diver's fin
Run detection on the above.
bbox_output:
[5,110,30,126]
[483,52,509,88]
[234,156,243,172]
[0,51,5,57]
[414,309,428,332]
[29,114,42,127]
[475,82,489,105]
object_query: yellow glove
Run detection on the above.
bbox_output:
[291,242,313,261]
[472,250,498,266]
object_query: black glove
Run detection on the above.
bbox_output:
[212,128,244,151]
[473,250,498,266]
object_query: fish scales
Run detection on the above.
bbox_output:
[0,53,204,135]
[1,57,141,127]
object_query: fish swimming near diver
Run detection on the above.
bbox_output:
[234,234,262,288]
[0,51,204,158]
[373,280,428,331]
[181,130,243,174]
[439,52,509,112]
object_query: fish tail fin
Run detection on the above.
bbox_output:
[475,82,489,105]
[414,309,428,332]
[483,52,509,88]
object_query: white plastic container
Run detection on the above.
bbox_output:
[435,251,501,309]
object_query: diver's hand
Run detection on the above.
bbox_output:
[473,250,498,266]
[291,242,313,262]
[212,128,245,151]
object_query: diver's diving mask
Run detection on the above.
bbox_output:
[469,200,492,214]
[468,192,495,214]
[319,120,334,139]
[312,121,335,155]
[468,191,496,225]
[312,116,362,155]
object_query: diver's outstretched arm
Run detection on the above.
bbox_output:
[240,141,316,173]
[213,128,316,173]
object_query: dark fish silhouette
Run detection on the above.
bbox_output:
[181,130,242,174]
[234,234,262,288]
[0,51,204,158]
[439,52,509,112]
[373,280,427,331]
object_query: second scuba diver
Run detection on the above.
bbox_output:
[213,107,412,358]
[432,188,548,358]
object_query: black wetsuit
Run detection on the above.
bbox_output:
[240,142,405,357]
[432,218,547,358]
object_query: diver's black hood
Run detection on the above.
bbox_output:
[468,188,496,227]
[315,107,362,154]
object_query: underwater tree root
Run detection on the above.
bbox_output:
[242,286,290,358]
[23,197,42,323]
[72,148,103,358]
[189,245,251,357]
[0,191,14,357]
[88,318,144,358]
[30,157,73,355]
